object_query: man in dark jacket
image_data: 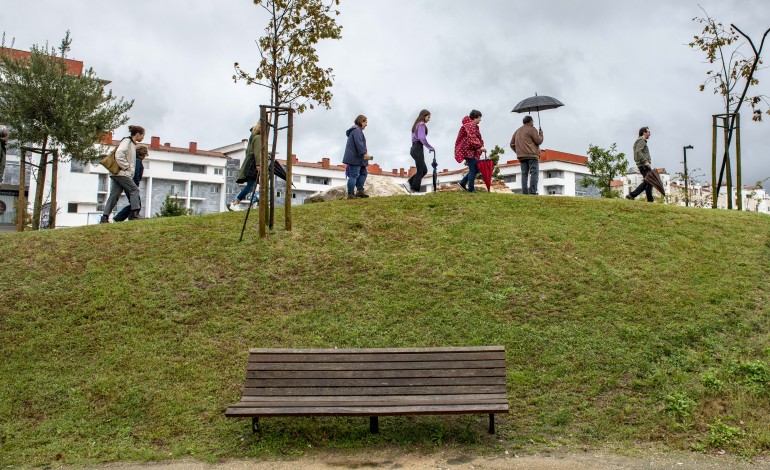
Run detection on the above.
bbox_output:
[342,115,371,199]
[0,125,8,184]
[114,146,148,221]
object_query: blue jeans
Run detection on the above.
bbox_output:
[460,158,479,192]
[520,158,539,194]
[236,179,258,202]
[347,165,368,194]
[114,196,141,222]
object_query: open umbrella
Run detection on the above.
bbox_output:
[477,151,494,191]
[431,150,438,192]
[512,93,564,128]
[643,169,666,196]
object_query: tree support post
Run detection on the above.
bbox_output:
[488,414,496,434]
[735,113,742,210]
[285,109,294,231]
[49,150,59,229]
[711,115,717,208]
[18,149,27,232]
[258,106,270,239]
[369,416,379,434]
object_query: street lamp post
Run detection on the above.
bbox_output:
[683,145,693,207]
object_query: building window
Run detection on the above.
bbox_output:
[545,185,564,195]
[277,191,282,198]
[98,174,108,192]
[292,192,296,199]
[173,162,205,174]
[307,176,330,185]
[503,175,517,183]
[142,160,150,169]
[545,170,564,179]
[68,203,78,213]
[292,175,302,183]
[70,160,86,173]
[214,186,220,194]
[214,168,224,175]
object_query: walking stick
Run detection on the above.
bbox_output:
[239,182,259,242]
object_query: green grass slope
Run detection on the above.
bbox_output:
[1,193,769,466]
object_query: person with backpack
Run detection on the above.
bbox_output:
[228,124,262,211]
[100,125,145,223]
[113,146,149,221]
[342,115,372,199]
[454,110,486,192]
[406,109,434,193]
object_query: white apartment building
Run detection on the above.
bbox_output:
[24,136,227,227]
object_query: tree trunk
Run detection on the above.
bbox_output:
[50,150,59,228]
[31,136,49,230]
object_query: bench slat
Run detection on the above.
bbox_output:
[244,376,506,388]
[225,404,510,417]
[248,351,503,363]
[247,368,507,380]
[229,398,507,408]
[248,346,504,354]
[237,393,508,404]
[247,360,506,371]
[242,385,506,397]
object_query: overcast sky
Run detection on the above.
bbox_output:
[3,0,769,184]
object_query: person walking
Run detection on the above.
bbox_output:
[454,110,486,192]
[342,115,371,199]
[406,109,434,193]
[113,146,148,221]
[0,125,8,184]
[626,126,655,202]
[228,124,262,211]
[100,125,145,223]
[510,115,544,195]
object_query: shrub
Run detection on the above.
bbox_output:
[156,194,192,217]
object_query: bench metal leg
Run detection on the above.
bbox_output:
[488,414,495,434]
[369,416,379,434]
[252,417,260,434]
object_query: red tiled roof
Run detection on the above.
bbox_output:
[502,149,588,166]
[109,139,227,158]
[0,47,84,75]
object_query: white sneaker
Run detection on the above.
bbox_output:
[228,202,240,211]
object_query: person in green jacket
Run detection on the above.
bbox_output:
[228,124,261,211]
[0,125,8,184]
[626,126,654,202]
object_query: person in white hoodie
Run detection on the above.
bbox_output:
[100,125,145,223]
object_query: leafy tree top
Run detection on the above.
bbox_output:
[233,0,342,113]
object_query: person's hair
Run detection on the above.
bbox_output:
[0,125,7,139]
[523,115,534,125]
[354,115,367,127]
[639,127,649,137]
[469,110,482,120]
[250,122,262,136]
[411,109,431,134]
[136,146,149,157]
[128,125,145,136]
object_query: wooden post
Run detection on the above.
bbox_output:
[488,414,496,434]
[285,109,294,231]
[49,150,58,229]
[735,114,743,211]
[723,117,733,210]
[711,115,718,209]
[259,107,269,239]
[18,149,26,232]
[369,416,379,434]
[32,138,48,230]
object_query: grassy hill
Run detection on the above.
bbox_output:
[1,193,769,466]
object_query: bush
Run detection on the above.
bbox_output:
[156,194,192,217]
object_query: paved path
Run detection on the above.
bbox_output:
[62,449,770,470]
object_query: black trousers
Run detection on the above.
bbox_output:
[408,142,428,191]
[630,165,654,201]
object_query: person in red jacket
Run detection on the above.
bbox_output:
[454,110,486,192]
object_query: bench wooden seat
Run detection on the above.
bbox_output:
[225,346,509,434]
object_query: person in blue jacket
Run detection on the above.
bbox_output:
[114,146,148,221]
[342,115,372,199]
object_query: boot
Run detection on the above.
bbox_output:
[355,189,370,198]
[99,214,110,224]
[346,193,359,200]
[130,209,142,220]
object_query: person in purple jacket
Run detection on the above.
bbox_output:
[406,109,435,193]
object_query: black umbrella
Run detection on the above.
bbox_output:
[512,93,564,128]
[431,150,438,193]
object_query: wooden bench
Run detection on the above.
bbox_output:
[225,346,509,434]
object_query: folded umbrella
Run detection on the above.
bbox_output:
[644,169,666,196]
[477,152,494,191]
[431,150,438,193]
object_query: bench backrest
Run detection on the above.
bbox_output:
[241,346,507,399]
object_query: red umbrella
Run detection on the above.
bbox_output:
[477,151,494,191]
